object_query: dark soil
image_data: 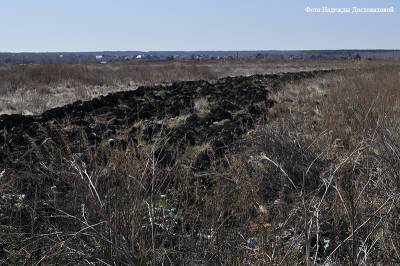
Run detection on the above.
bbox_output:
[0,70,332,264]
[0,71,330,167]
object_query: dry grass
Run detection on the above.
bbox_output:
[193,97,210,117]
[250,63,400,264]
[1,61,400,264]
[322,66,400,147]
[0,59,355,115]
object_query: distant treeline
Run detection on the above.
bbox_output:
[0,50,399,64]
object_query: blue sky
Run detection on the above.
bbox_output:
[0,0,399,52]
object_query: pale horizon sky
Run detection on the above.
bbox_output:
[0,0,399,52]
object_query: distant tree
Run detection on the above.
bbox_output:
[354,54,362,60]
[256,53,265,60]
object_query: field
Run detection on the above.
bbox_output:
[1,60,400,265]
[0,60,349,115]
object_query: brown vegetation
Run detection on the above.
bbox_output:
[1,61,400,264]
[0,60,350,115]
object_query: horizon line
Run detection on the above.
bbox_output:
[1,48,400,54]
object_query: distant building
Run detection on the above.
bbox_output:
[191,55,202,60]
[95,55,103,60]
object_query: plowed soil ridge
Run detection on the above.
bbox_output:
[0,70,331,169]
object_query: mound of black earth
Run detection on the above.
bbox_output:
[0,70,331,170]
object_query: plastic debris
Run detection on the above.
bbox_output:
[323,239,331,252]
[246,237,258,249]
[169,207,178,218]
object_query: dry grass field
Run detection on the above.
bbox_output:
[1,60,400,265]
[0,60,351,115]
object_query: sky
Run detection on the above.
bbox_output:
[0,0,399,52]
